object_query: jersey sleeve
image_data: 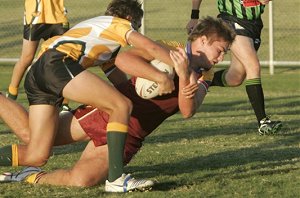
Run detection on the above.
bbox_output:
[100,17,134,47]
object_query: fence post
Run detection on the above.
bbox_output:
[269,1,274,75]
[141,1,145,35]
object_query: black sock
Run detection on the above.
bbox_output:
[0,144,18,166]
[245,78,267,125]
[210,69,227,87]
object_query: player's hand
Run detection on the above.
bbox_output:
[170,48,190,81]
[181,71,199,98]
[186,19,198,34]
[157,73,175,96]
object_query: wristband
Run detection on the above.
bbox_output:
[191,9,199,19]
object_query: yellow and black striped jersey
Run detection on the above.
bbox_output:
[24,0,68,25]
[39,16,134,69]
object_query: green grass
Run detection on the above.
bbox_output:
[0,65,299,197]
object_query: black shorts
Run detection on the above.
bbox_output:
[218,13,263,51]
[23,23,69,41]
[24,49,84,107]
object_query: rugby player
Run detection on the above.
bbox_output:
[7,0,70,111]
[186,0,282,135]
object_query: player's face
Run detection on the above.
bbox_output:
[190,36,229,71]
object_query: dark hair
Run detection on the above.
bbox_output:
[105,0,143,22]
[188,16,236,45]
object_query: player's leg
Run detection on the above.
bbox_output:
[37,141,109,186]
[7,39,39,99]
[229,35,282,134]
[230,35,261,80]
[62,70,131,182]
[1,141,108,186]
[63,71,153,192]
[211,53,246,87]
[0,93,87,146]
[53,111,90,146]
[210,37,247,87]
[0,107,92,183]
[17,105,59,166]
[230,35,266,121]
[224,54,246,86]
[0,105,58,167]
[0,93,30,143]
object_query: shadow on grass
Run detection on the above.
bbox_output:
[129,145,300,190]
[152,181,179,191]
[202,95,300,114]
[145,117,299,145]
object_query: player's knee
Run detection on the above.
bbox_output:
[230,79,243,86]
[227,75,244,86]
[123,96,133,113]
[111,96,132,115]
[23,153,49,167]
[25,158,48,167]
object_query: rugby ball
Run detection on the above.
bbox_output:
[135,59,174,99]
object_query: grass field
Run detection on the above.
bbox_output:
[0,65,299,197]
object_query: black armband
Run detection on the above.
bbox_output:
[191,9,199,19]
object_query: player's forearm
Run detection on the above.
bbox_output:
[192,0,202,10]
[127,31,174,67]
[115,51,168,83]
[178,73,199,118]
[178,91,196,118]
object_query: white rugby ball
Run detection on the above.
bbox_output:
[135,59,174,99]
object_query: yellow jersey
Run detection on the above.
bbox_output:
[24,0,68,25]
[39,16,134,69]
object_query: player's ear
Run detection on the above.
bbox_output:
[126,15,132,21]
[200,36,208,45]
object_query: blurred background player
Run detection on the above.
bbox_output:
[6,0,71,111]
[0,16,235,189]
[186,0,282,135]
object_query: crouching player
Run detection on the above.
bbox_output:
[0,16,235,190]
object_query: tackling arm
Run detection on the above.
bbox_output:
[115,47,175,95]
[126,31,174,67]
